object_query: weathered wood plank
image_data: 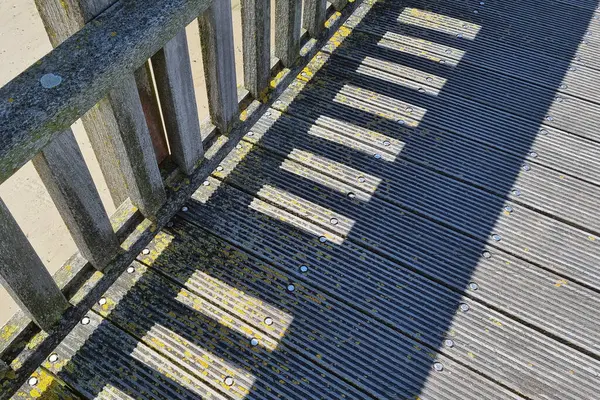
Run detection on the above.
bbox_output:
[34,0,170,206]
[107,75,166,218]
[152,29,203,175]
[0,0,212,186]
[275,0,302,67]
[330,0,348,11]
[197,1,238,133]
[0,199,69,331]
[32,129,120,270]
[303,0,327,38]
[241,0,271,98]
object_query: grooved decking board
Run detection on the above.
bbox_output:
[34,312,227,399]
[91,262,365,400]
[177,177,598,399]
[350,0,600,70]
[12,368,82,399]
[239,110,600,290]
[346,0,600,101]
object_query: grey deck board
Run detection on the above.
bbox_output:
[14,0,600,398]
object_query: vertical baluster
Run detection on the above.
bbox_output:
[0,200,69,331]
[32,130,120,270]
[330,0,348,11]
[108,76,167,218]
[198,0,238,133]
[152,30,203,175]
[275,0,302,67]
[241,0,271,98]
[303,0,327,38]
[35,0,169,207]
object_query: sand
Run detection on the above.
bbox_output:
[0,0,247,327]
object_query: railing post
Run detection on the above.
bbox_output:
[330,0,348,11]
[108,75,167,218]
[32,130,120,270]
[0,200,69,331]
[152,30,204,175]
[198,0,238,133]
[275,0,302,67]
[241,0,271,98]
[303,0,327,38]
[34,0,169,207]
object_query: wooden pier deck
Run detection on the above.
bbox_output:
[7,0,600,398]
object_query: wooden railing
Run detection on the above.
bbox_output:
[0,0,358,394]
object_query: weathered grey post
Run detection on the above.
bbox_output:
[330,0,348,11]
[32,130,120,270]
[303,0,327,38]
[0,200,70,331]
[198,1,239,133]
[108,75,167,218]
[34,0,168,207]
[241,0,271,98]
[275,0,302,67]
[152,30,204,175]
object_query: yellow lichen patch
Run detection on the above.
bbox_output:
[1,323,19,341]
[554,279,568,288]
[7,97,14,103]
[467,351,476,358]
[489,317,503,327]
[110,31,117,37]
[588,235,596,241]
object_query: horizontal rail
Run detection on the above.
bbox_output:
[0,0,212,186]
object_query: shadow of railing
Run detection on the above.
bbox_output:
[23,0,600,398]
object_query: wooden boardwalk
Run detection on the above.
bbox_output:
[11,0,600,398]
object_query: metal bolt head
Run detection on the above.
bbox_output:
[504,205,513,213]
[330,218,339,225]
[127,266,135,274]
[98,297,107,305]
[319,236,327,243]
[469,282,479,291]
[555,96,563,103]
[459,303,470,312]
[374,153,382,159]
[492,234,502,242]
[358,176,366,183]
[418,88,425,93]
[28,377,38,386]
[482,250,492,259]
[216,166,224,172]
[439,59,446,64]
[540,128,549,135]
[383,140,391,146]
[203,180,210,186]
[287,284,296,292]
[522,164,530,171]
[142,248,150,255]
[247,131,254,136]
[456,33,463,39]
[529,151,538,158]
[264,317,273,326]
[406,106,413,113]
[433,362,444,371]
[397,119,405,125]
[444,339,454,348]
[473,9,479,13]
[426,77,433,82]
[300,265,309,273]
[81,316,90,325]
[181,206,189,212]
[512,189,521,196]
[224,376,234,386]
[48,353,59,363]
[479,1,484,4]
[347,192,356,199]
[40,73,62,89]
[445,49,452,54]
[545,115,554,121]
[235,144,242,149]
[560,84,567,89]
[250,338,259,346]
[569,66,577,71]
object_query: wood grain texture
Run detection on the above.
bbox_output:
[241,0,271,98]
[303,0,327,38]
[275,0,302,67]
[330,0,349,11]
[0,199,69,331]
[0,0,212,186]
[197,1,238,133]
[32,130,120,270]
[107,74,166,218]
[152,29,203,175]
